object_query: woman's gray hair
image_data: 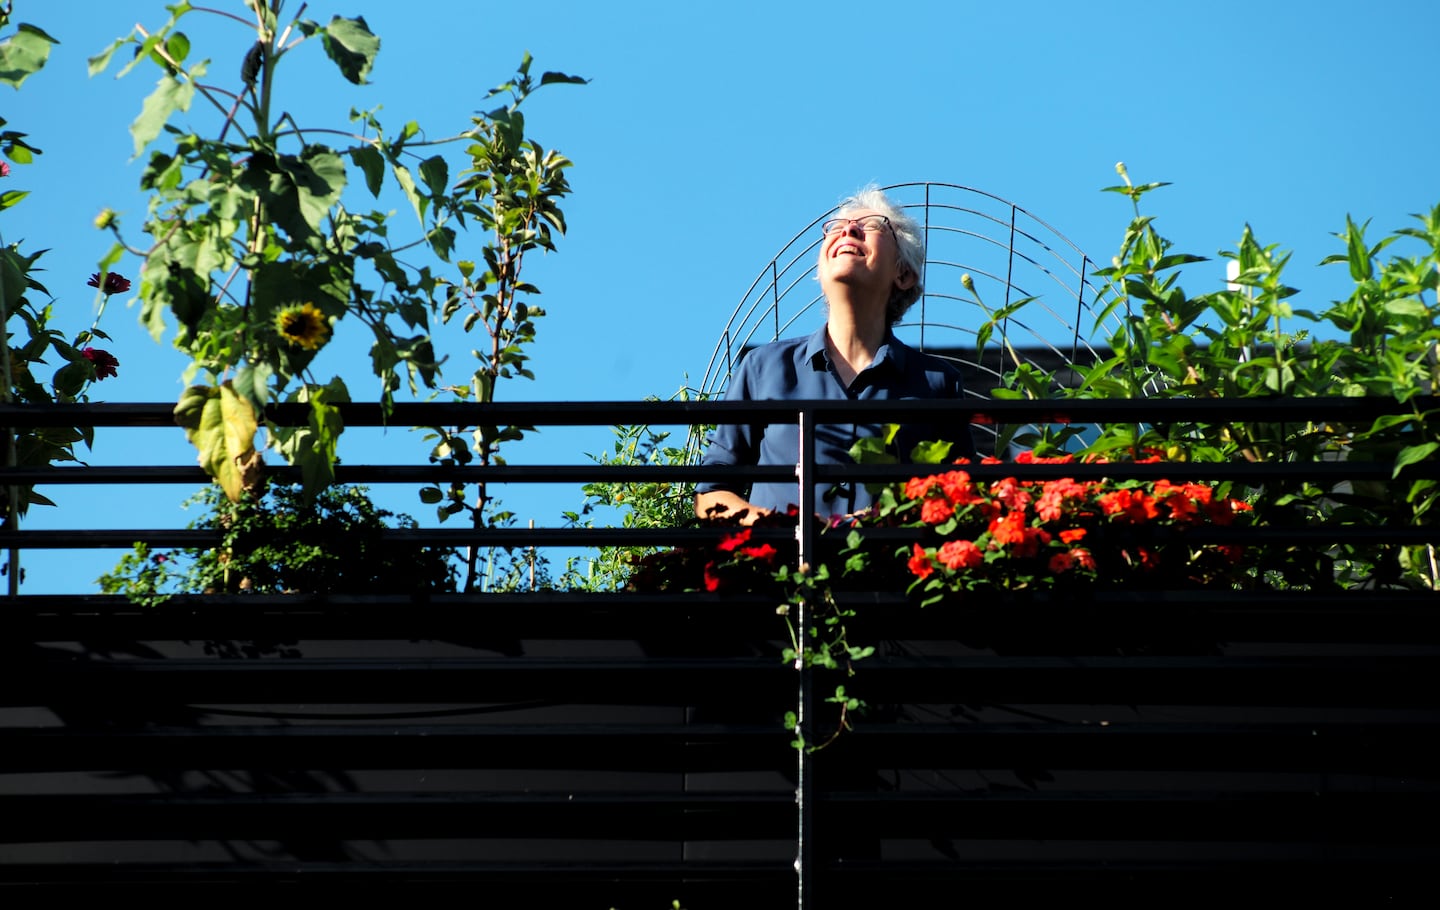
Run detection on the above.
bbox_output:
[835,185,925,324]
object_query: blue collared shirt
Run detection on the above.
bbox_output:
[697,325,976,517]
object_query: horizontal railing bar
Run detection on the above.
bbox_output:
[0,526,796,549]
[2,396,1435,428]
[0,791,1429,843]
[3,590,1434,647]
[0,860,796,886]
[0,464,797,485]
[0,791,797,842]
[5,524,1437,549]
[0,860,1418,891]
[6,656,1431,708]
[6,588,1434,611]
[3,460,1437,485]
[0,723,792,772]
[2,721,1429,774]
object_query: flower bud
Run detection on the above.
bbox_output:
[1114,161,1129,179]
[960,273,975,292]
[94,208,118,230]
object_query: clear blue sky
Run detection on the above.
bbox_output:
[7,0,1439,592]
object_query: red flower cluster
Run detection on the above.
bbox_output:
[703,528,782,592]
[897,451,1252,595]
[632,453,1254,603]
[81,347,120,380]
[87,272,132,295]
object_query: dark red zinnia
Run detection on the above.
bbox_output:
[87,272,132,295]
[81,347,119,380]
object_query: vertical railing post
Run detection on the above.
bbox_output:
[794,405,817,907]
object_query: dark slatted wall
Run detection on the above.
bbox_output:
[3,588,1436,905]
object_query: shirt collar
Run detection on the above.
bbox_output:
[805,324,908,372]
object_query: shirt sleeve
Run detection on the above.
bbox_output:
[694,360,758,497]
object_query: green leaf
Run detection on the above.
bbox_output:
[0,189,29,211]
[909,439,953,465]
[174,382,260,502]
[320,16,379,85]
[426,225,455,261]
[95,241,124,277]
[418,155,448,197]
[165,32,190,65]
[264,145,347,239]
[4,142,33,164]
[539,70,589,87]
[0,23,59,89]
[350,143,384,196]
[389,158,425,224]
[1383,298,1430,319]
[271,378,349,500]
[1393,442,1439,479]
[848,435,897,465]
[87,37,126,77]
[1343,215,1374,282]
[130,70,196,156]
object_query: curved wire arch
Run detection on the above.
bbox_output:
[695,183,1118,454]
[699,182,1115,399]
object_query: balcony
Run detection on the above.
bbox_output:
[2,397,1438,904]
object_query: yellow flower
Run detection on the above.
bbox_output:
[274,302,331,351]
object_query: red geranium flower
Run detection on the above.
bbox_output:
[81,347,119,380]
[87,271,132,295]
[938,539,984,570]
[702,561,722,592]
[1070,547,1097,571]
[989,477,1033,512]
[920,496,954,524]
[904,476,936,500]
[1123,546,1160,571]
[739,543,778,563]
[1048,551,1075,573]
[1098,488,1160,523]
[716,529,753,552]
[1036,477,1088,521]
[989,511,1029,546]
[1204,498,1252,526]
[1012,526,1052,558]
[907,543,934,579]
[1059,528,1087,544]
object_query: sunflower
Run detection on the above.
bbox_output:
[274,302,331,351]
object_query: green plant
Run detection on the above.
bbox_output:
[412,53,582,593]
[100,482,457,603]
[96,2,582,511]
[630,170,1439,750]
[561,384,712,591]
[980,165,1438,588]
[2,4,120,592]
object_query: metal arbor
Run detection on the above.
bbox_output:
[698,183,1112,447]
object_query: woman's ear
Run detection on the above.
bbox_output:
[895,267,917,292]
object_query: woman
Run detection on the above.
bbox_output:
[695,186,975,522]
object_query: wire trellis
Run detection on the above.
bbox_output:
[696,183,1115,456]
[699,182,1113,398]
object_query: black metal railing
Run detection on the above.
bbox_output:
[2,397,1438,905]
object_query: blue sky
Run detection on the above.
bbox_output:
[6,0,1439,592]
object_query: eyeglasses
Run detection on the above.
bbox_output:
[821,215,891,236]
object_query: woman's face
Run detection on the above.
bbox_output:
[817,208,912,304]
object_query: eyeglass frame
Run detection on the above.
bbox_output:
[820,214,892,236]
